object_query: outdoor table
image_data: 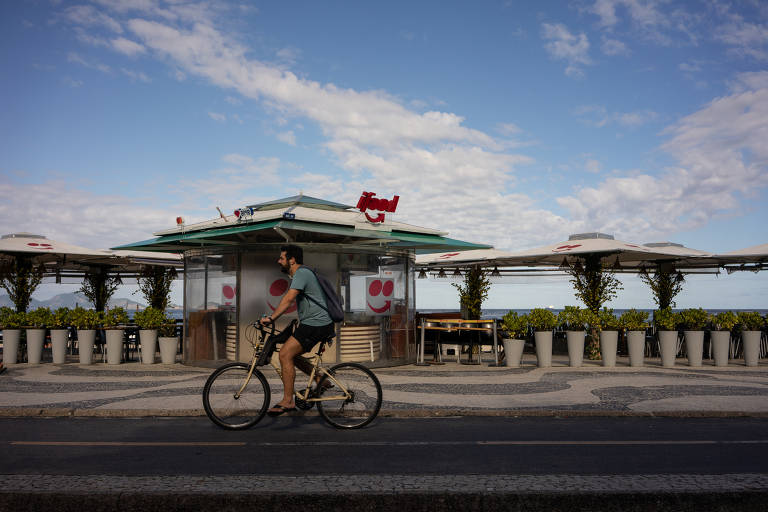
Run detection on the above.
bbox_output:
[417,319,499,366]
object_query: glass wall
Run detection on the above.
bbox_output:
[183,250,238,363]
[184,244,416,366]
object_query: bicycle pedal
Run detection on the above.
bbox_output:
[295,397,314,410]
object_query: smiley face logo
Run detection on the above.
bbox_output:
[266,277,297,314]
[366,277,394,315]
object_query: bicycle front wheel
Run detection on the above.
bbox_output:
[317,362,382,429]
[202,363,270,430]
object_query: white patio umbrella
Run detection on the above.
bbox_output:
[715,243,768,262]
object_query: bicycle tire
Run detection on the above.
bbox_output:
[202,362,270,430]
[316,362,382,429]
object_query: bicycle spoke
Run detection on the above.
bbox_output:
[317,363,382,429]
[203,363,270,430]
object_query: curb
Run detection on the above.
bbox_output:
[2,408,768,419]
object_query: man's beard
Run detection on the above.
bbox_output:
[280,263,289,274]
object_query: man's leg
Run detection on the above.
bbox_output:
[272,336,304,410]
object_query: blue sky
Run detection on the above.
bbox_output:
[1,0,767,309]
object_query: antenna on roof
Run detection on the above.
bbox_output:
[215,207,226,219]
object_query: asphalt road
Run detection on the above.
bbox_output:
[3,416,768,476]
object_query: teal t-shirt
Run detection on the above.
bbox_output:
[290,267,332,326]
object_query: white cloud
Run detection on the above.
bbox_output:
[62,5,123,33]
[67,52,111,74]
[277,131,296,146]
[120,68,151,83]
[208,111,226,122]
[592,0,666,29]
[574,105,657,128]
[558,79,768,241]
[61,77,84,88]
[585,159,602,173]
[716,18,768,60]
[112,37,146,56]
[275,47,301,66]
[0,181,169,249]
[601,36,629,56]
[225,96,242,105]
[541,23,591,77]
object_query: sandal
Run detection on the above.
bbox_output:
[267,403,297,416]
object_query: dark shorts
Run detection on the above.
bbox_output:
[293,322,335,352]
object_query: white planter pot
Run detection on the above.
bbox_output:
[534,331,552,368]
[710,331,730,367]
[51,329,69,364]
[140,330,158,364]
[600,331,618,367]
[78,330,96,365]
[659,330,678,368]
[105,329,124,365]
[2,329,21,364]
[159,336,179,364]
[26,328,46,364]
[502,338,525,368]
[684,331,704,367]
[566,331,584,367]
[742,331,762,367]
[627,331,645,367]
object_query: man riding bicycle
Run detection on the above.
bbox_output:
[260,244,335,416]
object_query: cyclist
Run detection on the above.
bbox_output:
[260,244,335,416]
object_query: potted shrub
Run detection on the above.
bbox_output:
[158,318,179,364]
[710,311,737,367]
[133,307,165,364]
[558,306,585,368]
[619,309,649,367]
[70,307,102,365]
[677,308,708,367]
[0,308,24,364]
[500,311,527,368]
[49,307,71,364]
[737,311,765,367]
[103,307,129,365]
[654,307,678,368]
[598,308,620,367]
[25,307,52,364]
[528,308,557,368]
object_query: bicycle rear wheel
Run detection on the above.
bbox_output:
[317,362,382,429]
[202,363,270,430]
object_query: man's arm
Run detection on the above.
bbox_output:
[262,288,299,324]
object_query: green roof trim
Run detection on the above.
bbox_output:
[113,218,491,252]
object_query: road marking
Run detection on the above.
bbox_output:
[254,440,768,447]
[11,441,246,447]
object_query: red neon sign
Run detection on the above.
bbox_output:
[356,191,399,223]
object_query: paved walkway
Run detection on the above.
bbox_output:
[1,354,767,417]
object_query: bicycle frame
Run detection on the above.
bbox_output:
[239,324,350,403]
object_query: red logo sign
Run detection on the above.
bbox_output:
[27,242,53,250]
[553,244,582,252]
[356,191,399,223]
[267,278,298,314]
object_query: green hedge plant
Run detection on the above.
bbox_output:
[50,307,71,329]
[598,308,620,330]
[501,311,528,339]
[528,308,557,332]
[133,307,166,330]
[677,308,709,331]
[103,307,129,329]
[558,306,585,331]
[0,309,25,329]
[26,307,53,328]
[619,309,649,331]
[654,307,677,331]
[70,307,101,330]
[711,311,737,331]
[737,311,765,331]
[159,318,178,337]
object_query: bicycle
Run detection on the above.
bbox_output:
[202,320,382,430]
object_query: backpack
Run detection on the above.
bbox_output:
[301,267,345,323]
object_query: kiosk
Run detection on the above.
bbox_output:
[114,194,489,366]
